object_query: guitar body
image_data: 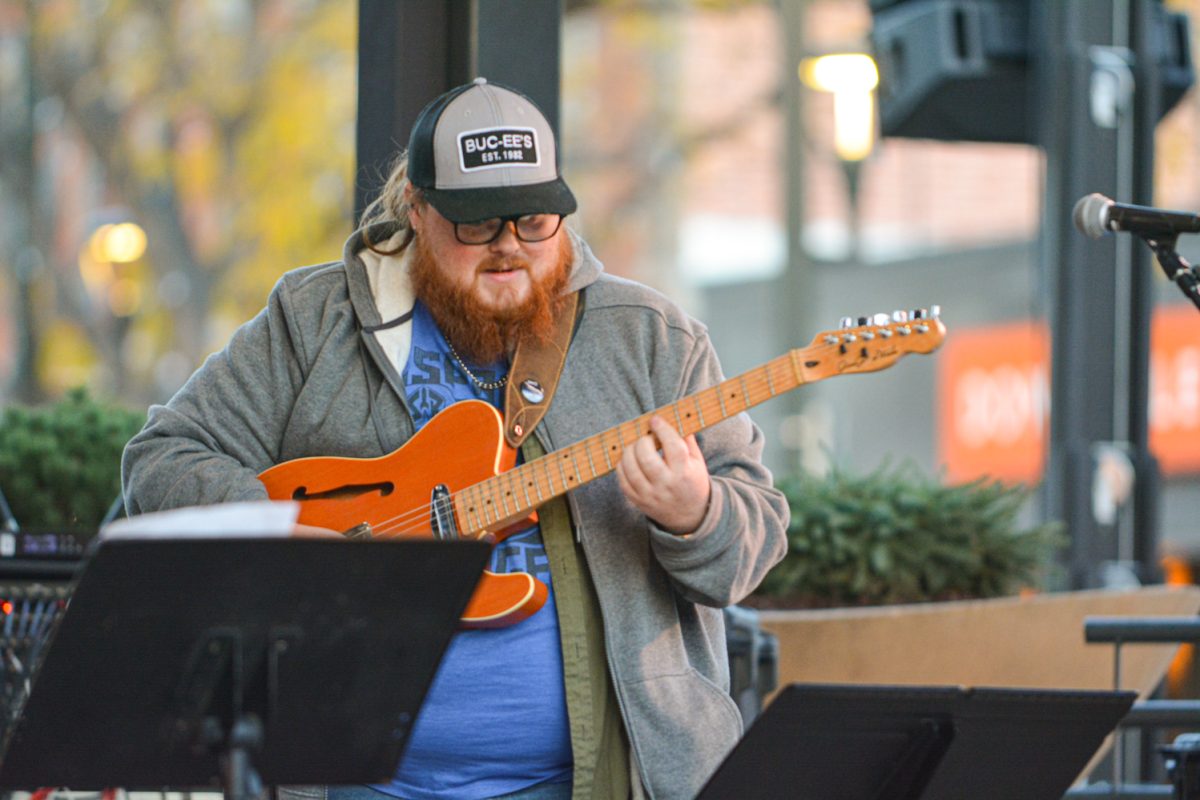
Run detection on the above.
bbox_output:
[258,400,548,628]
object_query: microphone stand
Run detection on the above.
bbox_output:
[1143,235,1200,312]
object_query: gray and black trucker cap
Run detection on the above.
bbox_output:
[407,77,577,224]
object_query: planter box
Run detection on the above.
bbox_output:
[758,585,1200,699]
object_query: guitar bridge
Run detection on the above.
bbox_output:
[430,484,459,541]
[343,523,374,541]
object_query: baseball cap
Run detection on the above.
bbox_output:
[407,77,577,224]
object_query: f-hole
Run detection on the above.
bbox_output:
[292,482,394,502]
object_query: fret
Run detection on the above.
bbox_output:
[503,471,520,516]
[765,363,776,396]
[693,395,705,428]
[525,467,544,505]
[556,455,570,490]
[465,487,485,530]
[493,476,512,519]
[716,385,728,418]
[541,459,557,496]
[672,402,684,435]
[519,465,534,508]
[585,443,599,478]
[600,432,615,470]
[739,374,752,407]
[618,421,636,450]
[453,496,471,535]
[569,450,585,485]
[480,485,496,526]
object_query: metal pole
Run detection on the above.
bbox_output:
[354,1,564,224]
[1035,0,1157,589]
[778,0,815,476]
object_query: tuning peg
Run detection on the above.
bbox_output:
[857,316,870,327]
[892,310,908,323]
[911,308,926,320]
[872,313,890,326]
[839,316,855,329]
[930,304,942,319]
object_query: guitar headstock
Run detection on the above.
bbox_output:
[795,307,946,380]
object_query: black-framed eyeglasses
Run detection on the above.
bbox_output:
[453,214,564,246]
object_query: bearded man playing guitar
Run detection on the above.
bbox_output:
[123,78,789,800]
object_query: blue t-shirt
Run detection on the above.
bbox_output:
[378,301,572,800]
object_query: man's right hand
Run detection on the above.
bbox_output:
[292,523,344,538]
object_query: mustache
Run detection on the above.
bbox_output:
[478,256,530,273]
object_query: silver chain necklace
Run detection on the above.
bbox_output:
[446,340,508,391]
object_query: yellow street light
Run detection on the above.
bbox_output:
[88,222,148,264]
[800,53,879,162]
[79,220,149,317]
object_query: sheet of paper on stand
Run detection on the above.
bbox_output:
[100,500,300,540]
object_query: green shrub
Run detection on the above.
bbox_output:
[0,387,146,529]
[751,463,1066,608]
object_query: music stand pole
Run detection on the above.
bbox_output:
[176,627,268,800]
[220,715,265,800]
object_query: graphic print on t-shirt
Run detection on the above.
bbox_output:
[405,346,505,422]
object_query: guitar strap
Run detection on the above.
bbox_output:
[503,290,581,448]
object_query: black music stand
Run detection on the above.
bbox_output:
[0,537,491,797]
[697,683,1136,800]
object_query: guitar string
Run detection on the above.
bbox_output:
[369,370,781,539]
[342,367,788,540]
[357,343,864,537]
[340,329,932,538]
[349,343,861,539]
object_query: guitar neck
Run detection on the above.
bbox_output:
[452,350,810,536]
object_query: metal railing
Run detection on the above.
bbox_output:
[1064,617,1200,799]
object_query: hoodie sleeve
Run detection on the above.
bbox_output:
[646,330,791,607]
[121,279,307,515]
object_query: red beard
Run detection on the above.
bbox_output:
[408,233,571,364]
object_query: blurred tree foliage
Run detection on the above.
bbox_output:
[0,0,356,403]
[0,387,145,529]
[0,0,773,405]
[751,463,1066,608]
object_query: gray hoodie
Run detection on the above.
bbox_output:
[122,224,790,799]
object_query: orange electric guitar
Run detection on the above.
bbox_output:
[258,309,947,628]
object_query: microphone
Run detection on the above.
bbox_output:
[1073,193,1200,240]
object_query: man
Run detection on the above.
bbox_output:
[123,78,789,800]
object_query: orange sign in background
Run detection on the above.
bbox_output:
[938,308,1200,483]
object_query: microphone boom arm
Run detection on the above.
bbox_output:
[1143,235,1200,313]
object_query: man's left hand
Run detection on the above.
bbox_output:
[616,415,712,535]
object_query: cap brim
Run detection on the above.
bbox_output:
[422,179,577,224]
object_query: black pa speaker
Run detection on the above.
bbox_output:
[869,0,1194,144]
